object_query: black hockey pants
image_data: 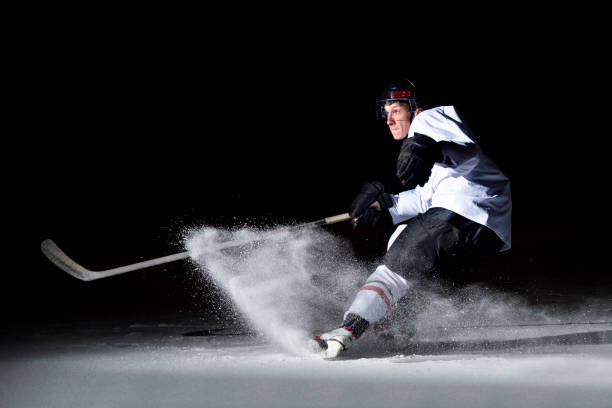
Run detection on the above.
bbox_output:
[383,207,504,283]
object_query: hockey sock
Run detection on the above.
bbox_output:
[345,265,412,323]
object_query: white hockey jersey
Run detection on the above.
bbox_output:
[387,106,512,251]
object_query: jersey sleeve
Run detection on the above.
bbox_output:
[387,185,432,224]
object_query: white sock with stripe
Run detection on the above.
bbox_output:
[345,265,412,324]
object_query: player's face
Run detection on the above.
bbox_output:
[385,103,412,140]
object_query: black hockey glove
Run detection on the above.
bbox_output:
[396,133,443,189]
[349,181,393,229]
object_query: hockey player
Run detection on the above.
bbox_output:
[315,79,512,358]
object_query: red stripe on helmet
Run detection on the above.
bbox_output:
[391,90,412,98]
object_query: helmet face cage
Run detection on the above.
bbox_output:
[376,98,418,120]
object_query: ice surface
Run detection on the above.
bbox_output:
[1,320,611,408]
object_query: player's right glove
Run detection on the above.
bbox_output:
[349,181,393,229]
[396,133,443,189]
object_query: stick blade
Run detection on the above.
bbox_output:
[40,239,95,281]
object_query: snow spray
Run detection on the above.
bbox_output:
[184,225,365,355]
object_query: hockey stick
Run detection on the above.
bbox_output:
[41,212,352,282]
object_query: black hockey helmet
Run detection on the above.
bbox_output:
[376,79,418,119]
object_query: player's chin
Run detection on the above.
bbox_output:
[391,131,406,140]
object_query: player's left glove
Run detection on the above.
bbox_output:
[396,133,443,189]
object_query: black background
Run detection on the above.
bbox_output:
[6,17,610,328]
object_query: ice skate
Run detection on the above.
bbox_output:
[373,318,417,347]
[312,328,356,358]
[373,293,424,347]
[312,313,369,358]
